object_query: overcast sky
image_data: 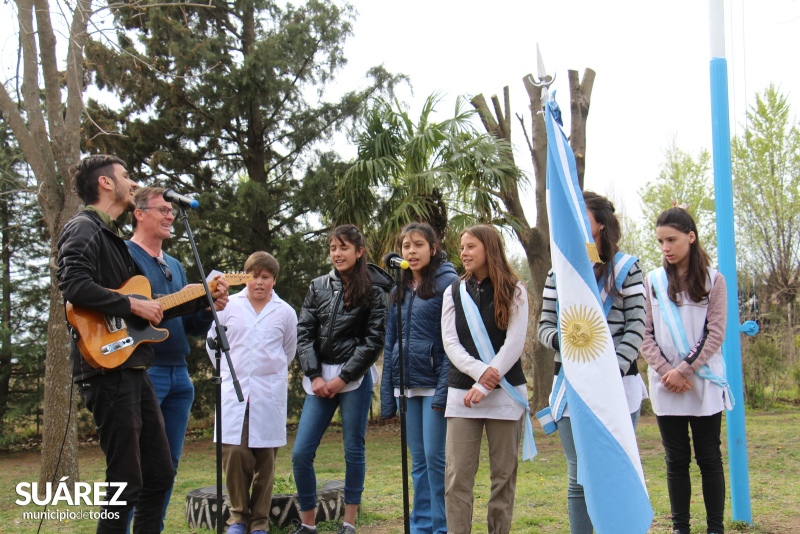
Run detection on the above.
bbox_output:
[1,0,797,224]
[331,0,800,221]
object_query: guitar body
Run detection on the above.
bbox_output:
[65,272,251,370]
[65,276,169,370]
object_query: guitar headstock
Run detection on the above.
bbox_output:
[221,272,253,287]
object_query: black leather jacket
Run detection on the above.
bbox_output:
[297,264,393,384]
[57,210,147,381]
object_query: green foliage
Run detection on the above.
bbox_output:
[80,0,406,421]
[336,94,519,260]
[792,362,800,397]
[742,333,793,408]
[635,139,715,272]
[0,119,49,445]
[732,84,800,308]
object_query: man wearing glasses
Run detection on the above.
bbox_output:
[127,186,230,529]
[58,156,210,532]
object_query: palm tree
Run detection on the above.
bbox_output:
[335,93,519,260]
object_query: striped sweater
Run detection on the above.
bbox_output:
[538,261,646,375]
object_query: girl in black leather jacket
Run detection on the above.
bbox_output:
[292,224,392,534]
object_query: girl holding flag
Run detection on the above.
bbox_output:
[641,206,730,534]
[538,191,648,534]
[441,224,532,534]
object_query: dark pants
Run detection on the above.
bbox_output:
[656,412,725,534]
[79,369,174,534]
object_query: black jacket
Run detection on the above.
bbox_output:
[57,210,201,381]
[57,210,149,381]
[297,264,393,384]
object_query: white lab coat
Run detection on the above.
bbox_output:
[207,288,298,447]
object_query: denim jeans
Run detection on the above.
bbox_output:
[292,373,373,511]
[402,396,447,534]
[656,412,725,534]
[557,409,641,534]
[78,369,173,534]
[126,365,194,532]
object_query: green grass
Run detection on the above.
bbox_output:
[1,409,799,533]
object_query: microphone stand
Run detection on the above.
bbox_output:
[389,264,411,534]
[175,206,244,534]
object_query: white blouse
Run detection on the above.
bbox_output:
[441,281,529,420]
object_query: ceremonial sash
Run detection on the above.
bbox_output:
[458,282,537,461]
[650,268,734,410]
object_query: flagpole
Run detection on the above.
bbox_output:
[708,0,752,524]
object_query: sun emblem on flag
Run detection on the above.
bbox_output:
[559,305,607,363]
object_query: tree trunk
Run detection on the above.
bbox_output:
[470,70,595,411]
[0,0,92,489]
[471,82,552,411]
[568,69,595,189]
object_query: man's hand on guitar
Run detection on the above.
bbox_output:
[130,297,164,324]
[211,275,229,311]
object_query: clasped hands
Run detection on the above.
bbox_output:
[463,366,500,408]
[312,376,346,399]
[661,368,692,394]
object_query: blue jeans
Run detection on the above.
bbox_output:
[403,396,447,534]
[557,409,641,534]
[292,373,373,512]
[127,365,195,531]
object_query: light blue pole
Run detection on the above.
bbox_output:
[708,0,752,524]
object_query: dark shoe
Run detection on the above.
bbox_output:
[337,525,356,534]
[291,524,317,534]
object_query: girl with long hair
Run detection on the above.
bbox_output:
[380,222,459,534]
[441,224,529,534]
[292,225,393,534]
[641,207,729,534]
[538,191,648,533]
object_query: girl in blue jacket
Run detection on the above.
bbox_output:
[381,222,459,534]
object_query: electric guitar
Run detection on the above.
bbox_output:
[65,273,252,370]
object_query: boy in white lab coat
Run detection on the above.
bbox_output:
[208,251,298,534]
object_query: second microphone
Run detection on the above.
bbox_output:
[383,252,409,270]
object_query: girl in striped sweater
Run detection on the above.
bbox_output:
[538,191,648,534]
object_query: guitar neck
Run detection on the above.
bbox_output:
[157,280,217,311]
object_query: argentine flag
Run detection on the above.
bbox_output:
[545,98,653,533]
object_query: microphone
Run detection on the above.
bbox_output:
[163,188,199,209]
[383,252,409,270]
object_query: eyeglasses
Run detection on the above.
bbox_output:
[155,256,173,282]
[140,206,178,217]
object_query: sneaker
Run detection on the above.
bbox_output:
[337,525,356,534]
[291,524,317,534]
[251,530,268,534]
[227,524,246,534]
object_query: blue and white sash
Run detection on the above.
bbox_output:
[650,268,734,410]
[598,253,638,316]
[544,253,639,428]
[459,282,537,461]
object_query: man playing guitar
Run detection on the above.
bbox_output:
[56,155,225,533]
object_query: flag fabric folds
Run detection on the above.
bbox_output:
[544,97,653,533]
